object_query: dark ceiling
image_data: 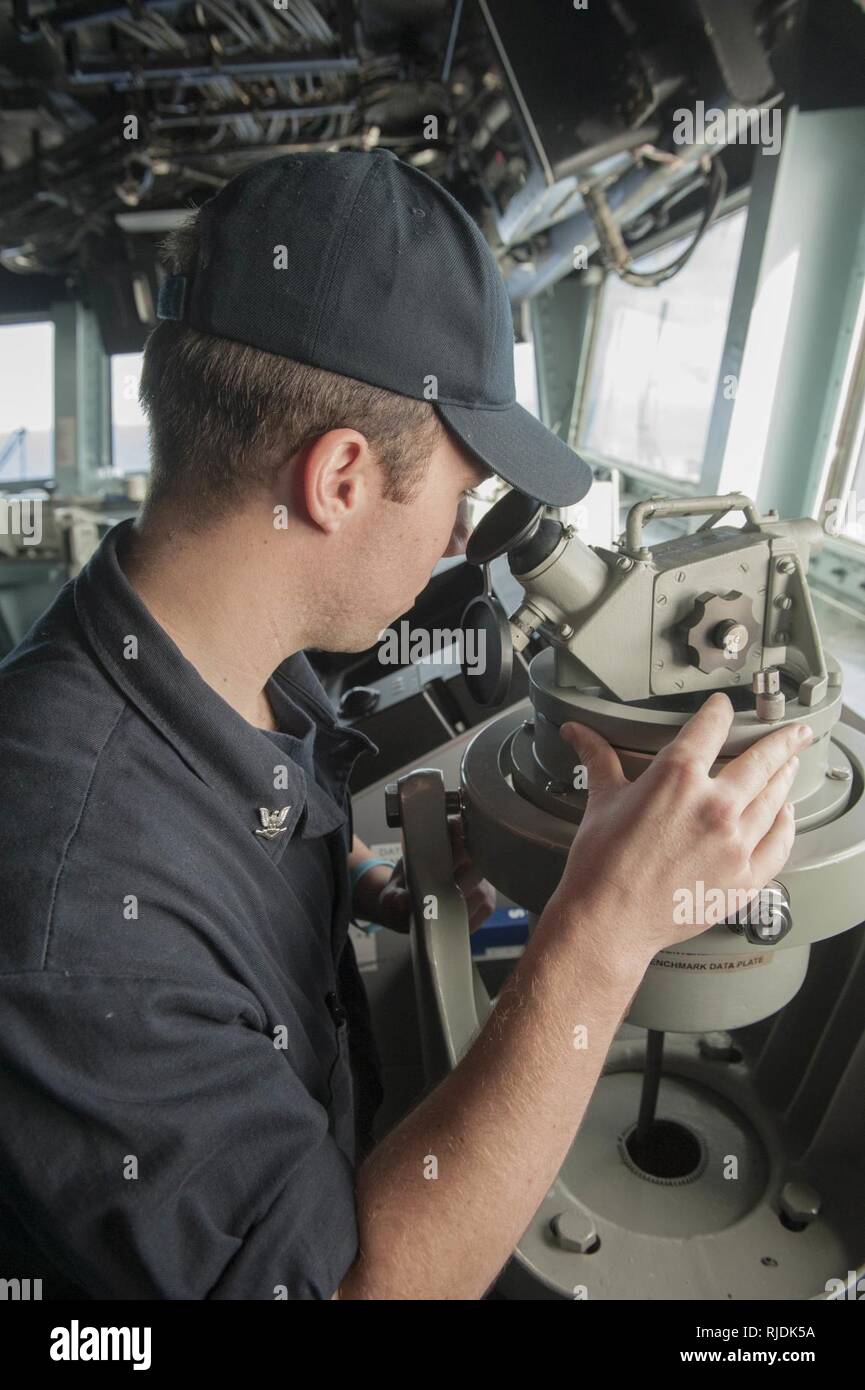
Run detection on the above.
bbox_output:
[0,0,848,344]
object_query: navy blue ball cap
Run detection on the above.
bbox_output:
[156,147,593,507]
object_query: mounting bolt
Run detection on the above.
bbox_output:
[559,622,575,639]
[616,555,634,572]
[827,766,852,782]
[753,668,785,722]
[545,780,569,796]
[772,630,787,645]
[774,594,793,610]
[725,879,792,944]
[656,593,668,606]
[779,1181,821,1229]
[521,719,535,734]
[675,571,686,583]
[550,1209,599,1253]
[777,558,796,575]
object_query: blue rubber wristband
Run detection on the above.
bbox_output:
[349,857,396,898]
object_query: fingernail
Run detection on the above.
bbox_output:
[796,725,812,742]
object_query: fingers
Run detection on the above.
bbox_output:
[739,755,799,849]
[448,816,468,861]
[375,881,412,934]
[750,801,796,885]
[448,818,481,890]
[717,722,812,810]
[455,858,484,896]
[663,691,734,769]
[559,721,626,793]
[448,817,489,902]
[383,886,411,915]
[465,882,496,932]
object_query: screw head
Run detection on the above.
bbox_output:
[545,780,569,796]
[780,1181,821,1225]
[550,1209,599,1253]
[777,558,796,575]
[827,766,852,782]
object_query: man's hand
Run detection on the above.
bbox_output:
[553,690,810,967]
[361,820,496,934]
[338,693,811,1302]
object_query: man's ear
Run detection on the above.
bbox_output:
[300,429,372,535]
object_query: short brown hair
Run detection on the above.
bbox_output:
[138,211,445,526]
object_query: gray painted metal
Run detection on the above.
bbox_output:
[389,489,865,1294]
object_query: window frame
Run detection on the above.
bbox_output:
[815,274,865,552]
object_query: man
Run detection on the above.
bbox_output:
[0,149,807,1300]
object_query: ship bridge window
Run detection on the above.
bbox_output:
[577,207,748,487]
[110,352,147,479]
[0,320,55,484]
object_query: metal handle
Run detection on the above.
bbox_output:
[624,493,763,555]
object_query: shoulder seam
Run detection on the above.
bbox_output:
[40,702,127,971]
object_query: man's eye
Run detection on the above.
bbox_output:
[452,497,472,531]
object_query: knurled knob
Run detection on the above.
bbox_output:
[725,880,792,945]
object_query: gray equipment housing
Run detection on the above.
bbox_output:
[385,492,865,1300]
